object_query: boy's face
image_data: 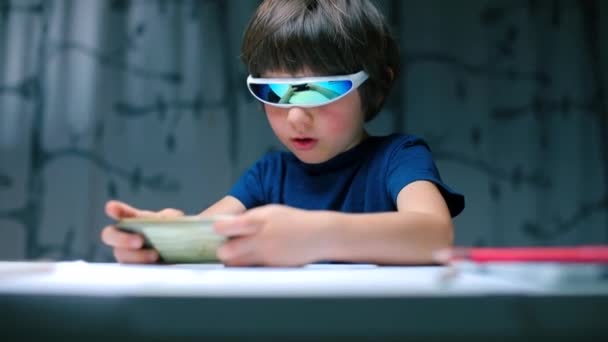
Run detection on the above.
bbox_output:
[262,70,367,164]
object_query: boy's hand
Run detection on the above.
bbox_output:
[213,204,327,266]
[100,200,184,263]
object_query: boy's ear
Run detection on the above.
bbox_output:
[378,67,396,106]
[370,69,394,115]
[386,67,394,82]
[375,94,385,110]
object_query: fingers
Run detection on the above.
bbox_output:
[217,237,257,265]
[214,217,260,237]
[156,208,184,218]
[101,225,158,263]
[222,256,256,267]
[105,200,184,230]
[106,200,184,220]
[105,200,142,220]
[114,248,159,264]
[213,206,272,237]
[101,225,144,249]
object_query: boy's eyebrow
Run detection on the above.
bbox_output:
[261,69,318,78]
[258,74,321,80]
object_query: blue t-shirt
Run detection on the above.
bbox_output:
[229,134,464,217]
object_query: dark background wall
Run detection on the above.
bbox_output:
[0,0,606,262]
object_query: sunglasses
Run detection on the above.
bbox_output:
[247,70,369,108]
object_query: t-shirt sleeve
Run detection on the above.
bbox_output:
[386,137,465,217]
[228,157,267,209]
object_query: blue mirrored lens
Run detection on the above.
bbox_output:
[250,80,353,105]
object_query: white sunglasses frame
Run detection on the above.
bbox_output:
[246,70,369,108]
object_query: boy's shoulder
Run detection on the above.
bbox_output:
[370,133,431,153]
[376,132,424,143]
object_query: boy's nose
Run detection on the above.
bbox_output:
[286,107,313,131]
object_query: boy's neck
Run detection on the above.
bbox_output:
[345,130,369,152]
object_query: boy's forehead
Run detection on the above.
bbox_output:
[262,71,302,78]
[261,68,317,78]
[258,65,351,78]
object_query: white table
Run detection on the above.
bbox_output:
[0,261,607,341]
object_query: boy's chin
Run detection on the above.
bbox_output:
[291,150,333,164]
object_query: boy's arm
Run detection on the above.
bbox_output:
[320,180,453,265]
[215,180,454,266]
[198,195,247,217]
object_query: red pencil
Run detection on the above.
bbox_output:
[434,245,608,264]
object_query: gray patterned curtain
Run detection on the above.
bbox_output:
[1,0,606,261]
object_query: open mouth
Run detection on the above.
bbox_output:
[291,137,318,150]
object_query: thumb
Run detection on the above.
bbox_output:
[105,200,144,220]
[214,206,271,236]
[237,204,280,225]
[156,208,185,218]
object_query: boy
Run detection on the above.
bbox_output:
[101,0,464,266]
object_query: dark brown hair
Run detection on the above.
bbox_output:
[241,0,400,122]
